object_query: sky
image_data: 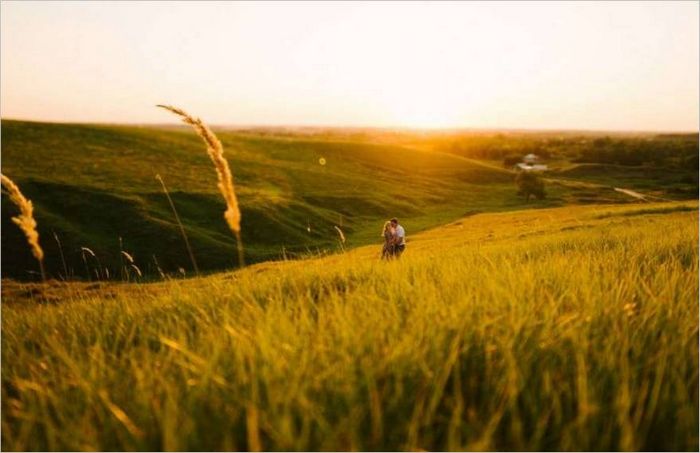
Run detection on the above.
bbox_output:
[1,1,698,131]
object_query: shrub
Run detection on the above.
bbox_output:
[503,154,523,168]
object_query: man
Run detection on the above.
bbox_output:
[390,218,406,257]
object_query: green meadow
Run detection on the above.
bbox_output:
[1,120,653,281]
[1,121,698,451]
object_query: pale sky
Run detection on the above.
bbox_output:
[1,1,698,131]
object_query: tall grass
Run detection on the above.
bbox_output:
[155,174,199,275]
[1,173,45,281]
[52,231,69,280]
[156,104,244,268]
[334,225,346,251]
[2,203,697,451]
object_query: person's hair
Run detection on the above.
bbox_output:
[390,217,398,224]
[381,221,392,237]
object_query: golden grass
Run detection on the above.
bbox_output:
[1,173,45,281]
[1,202,697,450]
[157,104,244,267]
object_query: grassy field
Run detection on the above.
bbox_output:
[2,201,697,451]
[2,120,642,281]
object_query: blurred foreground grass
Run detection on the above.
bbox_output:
[2,201,698,451]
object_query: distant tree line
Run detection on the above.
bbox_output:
[573,136,698,168]
[438,133,698,169]
[442,135,550,161]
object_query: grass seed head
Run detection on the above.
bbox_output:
[1,174,45,279]
[157,104,244,267]
[81,247,97,257]
[120,251,134,263]
[334,225,346,244]
[156,104,241,234]
[130,264,142,278]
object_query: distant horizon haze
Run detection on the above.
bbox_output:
[1,116,697,135]
[1,1,698,131]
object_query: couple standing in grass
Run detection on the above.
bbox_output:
[381,217,406,259]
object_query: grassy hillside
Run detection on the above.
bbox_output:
[2,120,633,281]
[553,163,697,197]
[2,201,697,451]
[0,120,505,280]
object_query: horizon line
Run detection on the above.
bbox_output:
[1,116,698,135]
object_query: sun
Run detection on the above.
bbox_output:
[388,96,464,130]
[397,109,458,129]
[379,79,470,129]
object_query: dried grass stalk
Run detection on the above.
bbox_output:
[120,251,134,263]
[155,174,199,275]
[53,231,68,279]
[81,247,96,257]
[1,174,45,281]
[157,104,244,267]
[130,264,143,278]
[334,225,346,244]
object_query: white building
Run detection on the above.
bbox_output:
[514,163,548,172]
[523,153,539,164]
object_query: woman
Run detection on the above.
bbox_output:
[381,220,397,259]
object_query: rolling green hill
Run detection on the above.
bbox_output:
[2,120,626,280]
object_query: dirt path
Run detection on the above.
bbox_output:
[613,187,672,202]
[544,173,674,203]
[614,187,648,200]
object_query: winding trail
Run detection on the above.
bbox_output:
[613,187,672,202]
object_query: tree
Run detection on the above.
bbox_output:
[515,171,546,201]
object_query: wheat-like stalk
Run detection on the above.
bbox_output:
[157,104,244,267]
[81,247,96,257]
[130,264,143,278]
[1,174,45,281]
[53,231,68,280]
[334,225,346,253]
[334,225,346,244]
[120,251,134,263]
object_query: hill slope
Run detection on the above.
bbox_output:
[2,120,629,280]
[2,201,697,450]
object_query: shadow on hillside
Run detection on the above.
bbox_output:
[2,180,341,281]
